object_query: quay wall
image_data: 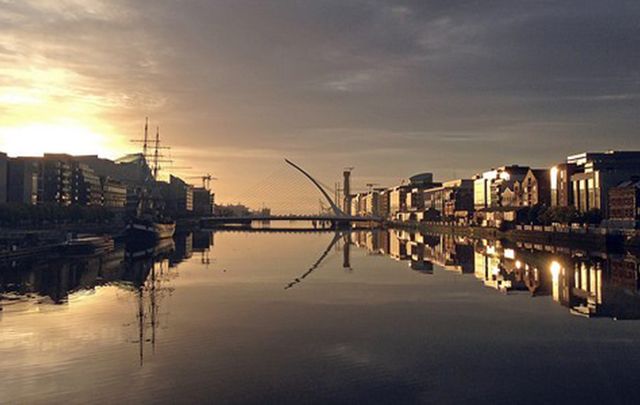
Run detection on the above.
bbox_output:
[386,220,635,250]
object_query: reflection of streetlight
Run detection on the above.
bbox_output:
[550,261,562,277]
[486,246,496,255]
[515,260,522,269]
[505,249,515,259]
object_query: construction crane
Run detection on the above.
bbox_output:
[187,173,218,190]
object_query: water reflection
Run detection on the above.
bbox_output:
[4,229,640,403]
[0,231,214,366]
[352,229,640,320]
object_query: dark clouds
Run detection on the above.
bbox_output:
[1,0,639,202]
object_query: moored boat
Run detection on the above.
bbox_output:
[126,217,176,242]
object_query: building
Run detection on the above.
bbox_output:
[71,162,102,206]
[424,179,474,219]
[550,163,579,207]
[193,187,215,216]
[389,185,410,217]
[608,178,640,228]
[568,151,640,215]
[160,175,194,215]
[75,154,154,213]
[520,169,551,207]
[101,177,127,209]
[41,154,73,206]
[7,158,39,205]
[474,166,530,210]
[0,152,8,203]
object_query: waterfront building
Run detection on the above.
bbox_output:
[0,152,8,203]
[71,162,102,206]
[520,169,551,207]
[473,166,530,210]
[363,190,382,217]
[7,158,39,205]
[193,187,215,216]
[550,163,579,207]
[608,178,640,228]
[424,179,474,219]
[101,177,127,209]
[75,154,154,212]
[389,185,410,218]
[568,151,640,215]
[379,189,391,218]
[160,175,194,215]
[41,154,73,206]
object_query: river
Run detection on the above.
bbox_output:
[2,230,640,404]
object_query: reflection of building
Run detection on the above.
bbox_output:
[389,231,409,260]
[171,232,194,266]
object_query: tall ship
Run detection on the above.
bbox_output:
[126,119,176,243]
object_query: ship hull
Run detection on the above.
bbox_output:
[126,220,176,243]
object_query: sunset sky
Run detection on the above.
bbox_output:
[0,0,639,204]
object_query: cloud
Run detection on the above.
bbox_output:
[0,0,639,207]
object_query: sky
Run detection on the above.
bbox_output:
[0,0,639,206]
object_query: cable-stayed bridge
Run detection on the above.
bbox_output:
[200,159,383,230]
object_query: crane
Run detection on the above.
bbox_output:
[187,173,218,190]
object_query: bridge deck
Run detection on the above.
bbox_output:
[201,215,383,224]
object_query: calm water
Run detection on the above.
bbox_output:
[2,229,640,404]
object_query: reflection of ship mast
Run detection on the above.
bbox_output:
[132,257,174,366]
[285,232,345,290]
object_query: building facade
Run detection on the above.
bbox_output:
[7,158,39,205]
[41,154,73,206]
[520,169,551,207]
[101,177,127,209]
[608,179,640,228]
[193,187,215,216]
[424,179,474,219]
[550,163,578,207]
[568,151,640,215]
[0,152,8,203]
[474,166,530,210]
[72,162,102,206]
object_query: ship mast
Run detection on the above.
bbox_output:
[143,117,149,159]
[153,126,160,181]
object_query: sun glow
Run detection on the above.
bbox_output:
[0,122,127,158]
[0,64,131,159]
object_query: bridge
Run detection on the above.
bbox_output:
[200,159,384,230]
